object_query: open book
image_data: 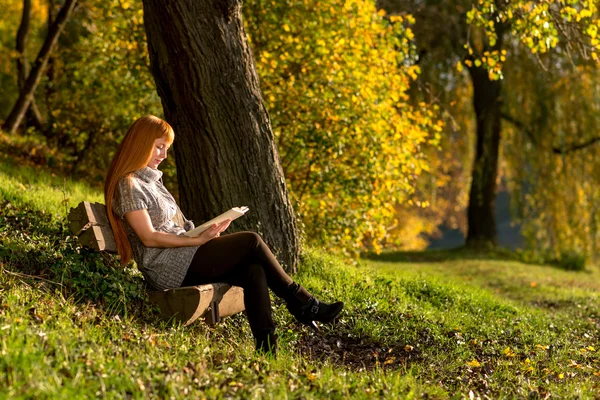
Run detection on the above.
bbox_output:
[183,207,249,237]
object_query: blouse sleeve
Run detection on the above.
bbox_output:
[113,177,151,218]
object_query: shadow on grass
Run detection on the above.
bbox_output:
[362,246,521,264]
[296,329,421,371]
[292,314,436,372]
[362,246,592,273]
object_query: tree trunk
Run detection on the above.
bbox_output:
[16,0,31,90]
[44,0,57,121]
[2,0,76,134]
[465,65,503,248]
[16,0,45,133]
[143,0,300,271]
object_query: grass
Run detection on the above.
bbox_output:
[0,151,103,220]
[1,158,600,398]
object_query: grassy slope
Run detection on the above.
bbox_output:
[0,153,104,218]
[1,155,599,399]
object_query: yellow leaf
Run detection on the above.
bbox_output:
[383,356,396,365]
[504,347,516,357]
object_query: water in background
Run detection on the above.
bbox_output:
[427,190,524,250]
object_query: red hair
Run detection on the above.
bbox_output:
[104,115,175,265]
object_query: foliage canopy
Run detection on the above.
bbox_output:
[245,0,440,255]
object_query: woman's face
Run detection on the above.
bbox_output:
[147,137,171,170]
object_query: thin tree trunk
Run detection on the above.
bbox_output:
[16,0,31,90]
[3,0,76,134]
[70,130,97,174]
[16,0,45,132]
[143,0,300,271]
[465,65,503,248]
[44,0,57,129]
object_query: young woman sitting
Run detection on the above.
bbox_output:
[104,115,344,355]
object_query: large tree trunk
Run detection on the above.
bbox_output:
[143,0,300,271]
[16,0,45,133]
[465,65,503,248]
[2,0,76,134]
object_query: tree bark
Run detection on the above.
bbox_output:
[465,65,503,248]
[16,0,45,133]
[3,0,76,134]
[143,0,300,271]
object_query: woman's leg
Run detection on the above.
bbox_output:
[183,231,343,330]
[224,263,275,339]
[183,231,307,300]
[182,232,290,347]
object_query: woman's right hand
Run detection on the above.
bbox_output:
[195,219,231,245]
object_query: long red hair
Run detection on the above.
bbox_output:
[104,115,175,265]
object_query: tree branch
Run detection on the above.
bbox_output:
[501,112,600,154]
[552,136,600,155]
[500,112,539,146]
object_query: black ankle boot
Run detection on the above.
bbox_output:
[256,331,277,356]
[285,283,344,329]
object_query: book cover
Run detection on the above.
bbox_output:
[183,207,249,237]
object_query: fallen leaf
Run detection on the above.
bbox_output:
[466,359,481,368]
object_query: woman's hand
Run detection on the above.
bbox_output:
[197,219,231,243]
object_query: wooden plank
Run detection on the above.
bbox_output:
[148,283,245,326]
[203,286,246,325]
[205,285,245,324]
[148,286,204,326]
[68,202,117,253]
[67,202,93,236]
[78,225,118,253]
[68,201,112,234]
[85,201,111,226]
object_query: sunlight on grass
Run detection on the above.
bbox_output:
[0,153,103,219]
[364,253,600,310]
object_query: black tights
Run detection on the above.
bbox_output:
[182,232,295,339]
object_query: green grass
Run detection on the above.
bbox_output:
[0,152,103,220]
[1,158,600,398]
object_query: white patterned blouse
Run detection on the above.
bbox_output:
[113,167,198,290]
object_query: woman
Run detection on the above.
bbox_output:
[104,115,343,355]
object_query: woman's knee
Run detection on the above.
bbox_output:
[239,231,263,249]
